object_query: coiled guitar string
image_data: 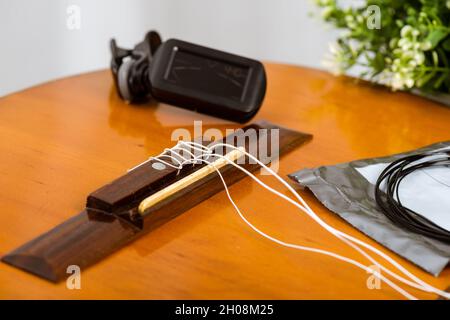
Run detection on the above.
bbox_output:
[143,141,449,300]
[375,151,450,243]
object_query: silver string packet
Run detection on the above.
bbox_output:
[288,141,450,276]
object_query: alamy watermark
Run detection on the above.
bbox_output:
[66,265,81,290]
[170,121,280,174]
[66,5,81,30]
[366,264,382,290]
[365,5,381,30]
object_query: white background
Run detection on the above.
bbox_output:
[0,0,337,97]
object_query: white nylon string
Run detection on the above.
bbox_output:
[136,140,449,300]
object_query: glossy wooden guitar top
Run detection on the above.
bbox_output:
[0,63,449,299]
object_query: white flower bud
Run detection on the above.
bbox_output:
[415,52,425,64]
[401,25,413,38]
[421,41,432,51]
[405,78,414,88]
[322,7,333,19]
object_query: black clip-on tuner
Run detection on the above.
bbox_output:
[110,31,266,123]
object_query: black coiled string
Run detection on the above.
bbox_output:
[375,150,450,243]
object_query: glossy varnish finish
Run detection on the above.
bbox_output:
[0,64,449,299]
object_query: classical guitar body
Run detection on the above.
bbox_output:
[3,66,449,300]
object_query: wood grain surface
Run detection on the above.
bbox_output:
[0,63,449,299]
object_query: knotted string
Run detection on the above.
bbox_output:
[128,141,213,173]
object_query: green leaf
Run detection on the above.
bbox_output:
[369,52,385,72]
[432,51,439,66]
[425,28,449,50]
[416,70,437,87]
[433,71,449,89]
